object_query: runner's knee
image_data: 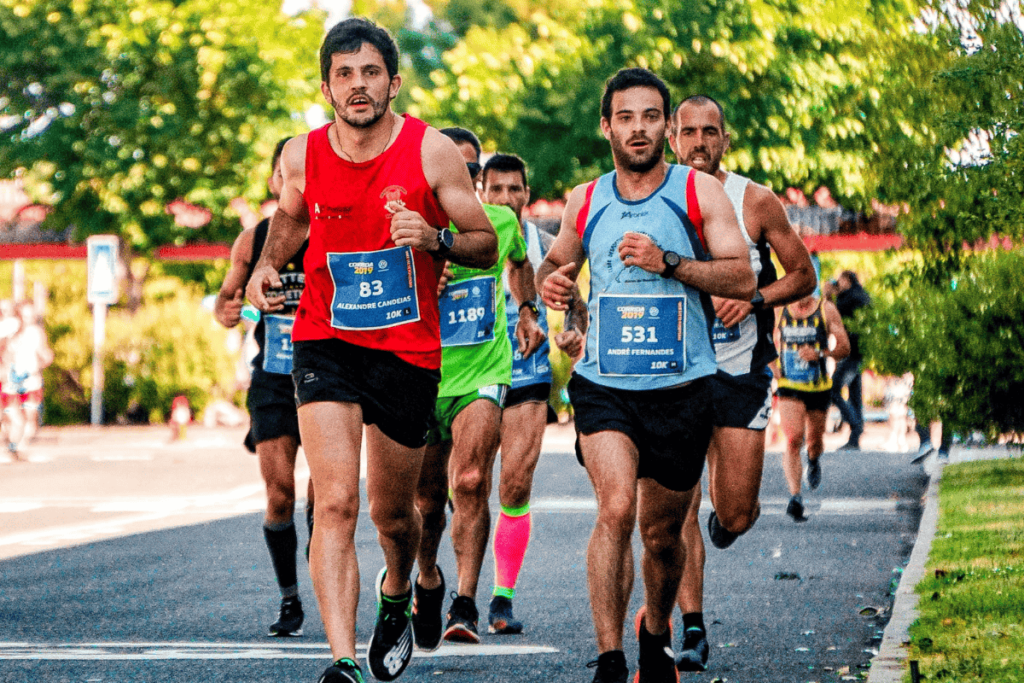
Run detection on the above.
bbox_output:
[315,492,360,529]
[451,465,488,500]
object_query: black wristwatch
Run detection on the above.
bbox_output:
[519,300,540,317]
[750,290,765,309]
[436,227,455,257]
[661,250,681,278]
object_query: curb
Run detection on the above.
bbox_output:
[867,460,944,683]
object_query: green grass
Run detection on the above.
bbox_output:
[907,458,1024,683]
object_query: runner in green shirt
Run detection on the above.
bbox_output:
[412,128,547,649]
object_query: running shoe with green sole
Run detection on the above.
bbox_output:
[366,568,414,681]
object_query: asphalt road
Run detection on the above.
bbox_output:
[0,422,926,683]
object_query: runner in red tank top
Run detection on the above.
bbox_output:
[245,17,496,683]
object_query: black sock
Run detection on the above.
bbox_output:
[682,612,706,633]
[597,650,627,670]
[263,521,298,596]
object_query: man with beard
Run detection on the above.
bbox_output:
[666,95,816,671]
[246,18,497,683]
[215,137,315,639]
[536,68,754,683]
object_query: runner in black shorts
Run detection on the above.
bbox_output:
[215,137,313,638]
[667,95,817,671]
[537,69,755,683]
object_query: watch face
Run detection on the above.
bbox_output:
[664,251,681,267]
[439,228,455,250]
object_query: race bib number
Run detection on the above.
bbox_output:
[262,314,295,375]
[439,275,496,347]
[782,348,820,384]
[711,318,741,345]
[596,294,686,376]
[328,247,420,331]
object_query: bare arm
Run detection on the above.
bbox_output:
[713,183,815,327]
[417,128,497,269]
[617,172,754,299]
[507,256,546,358]
[246,136,309,312]
[214,228,254,328]
[536,184,588,310]
[823,299,851,361]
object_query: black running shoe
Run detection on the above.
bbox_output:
[443,594,480,644]
[786,495,807,522]
[807,457,822,490]
[707,511,741,550]
[675,626,709,672]
[587,650,629,683]
[318,658,366,683]
[634,608,677,683]
[366,569,414,681]
[268,596,304,637]
[412,567,446,651]
[488,595,523,634]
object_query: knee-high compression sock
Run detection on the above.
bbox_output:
[492,503,532,599]
[263,520,299,598]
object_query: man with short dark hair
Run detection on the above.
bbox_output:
[666,94,816,671]
[215,137,315,640]
[246,18,497,683]
[830,270,871,450]
[537,67,754,683]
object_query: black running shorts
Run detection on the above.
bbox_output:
[291,338,441,449]
[708,368,774,431]
[505,382,551,409]
[246,367,301,451]
[568,373,712,492]
[776,386,832,413]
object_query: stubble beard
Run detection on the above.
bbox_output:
[330,91,389,130]
[612,136,665,174]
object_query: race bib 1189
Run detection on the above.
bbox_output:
[439,275,496,347]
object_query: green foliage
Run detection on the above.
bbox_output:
[859,248,1024,436]
[909,459,1024,683]
[0,260,240,424]
[0,0,323,251]
[408,0,941,203]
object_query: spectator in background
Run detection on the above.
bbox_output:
[827,270,871,450]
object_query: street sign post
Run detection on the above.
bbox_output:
[87,236,119,425]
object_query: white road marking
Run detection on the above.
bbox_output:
[0,641,559,661]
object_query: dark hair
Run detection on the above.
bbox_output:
[320,18,399,82]
[673,95,726,132]
[600,68,671,122]
[439,127,481,161]
[840,270,861,287]
[482,153,528,189]
[271,137,291,171]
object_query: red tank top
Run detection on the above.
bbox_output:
[292,115,449,369]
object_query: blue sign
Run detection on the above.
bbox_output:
[439,275,496,347]
[87,235,119,305]
[596,294,686,376]
[262,314,294,375]
[328,246,420,331]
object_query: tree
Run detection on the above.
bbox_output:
[0,0,324,252]
[407,0,944,203]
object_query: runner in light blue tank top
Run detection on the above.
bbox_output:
[575,165,718,391]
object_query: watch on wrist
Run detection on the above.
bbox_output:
[519,300,540,317]
[661,250,681,278]
[750,290,765,309]
[436,228,455,256]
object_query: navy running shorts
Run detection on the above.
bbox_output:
[505,382,551,409]
[246,367,301,452]
[568,373,712,492]
[776,386,832,413]
[708,368,774,431]
[292,338,441,449]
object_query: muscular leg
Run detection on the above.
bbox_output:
[300,402,364,662]
[637,479,693,635]
[677,486,704,614]
[416,440,452,590]
[805,409,827,463]
[257,434,301,598]
[448,399,502,599]
[779,397,808,497]
[580,430,638,654]
[706,426,765,534]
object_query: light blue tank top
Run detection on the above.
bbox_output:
[504,221,553,389]
[575,166,718,391]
